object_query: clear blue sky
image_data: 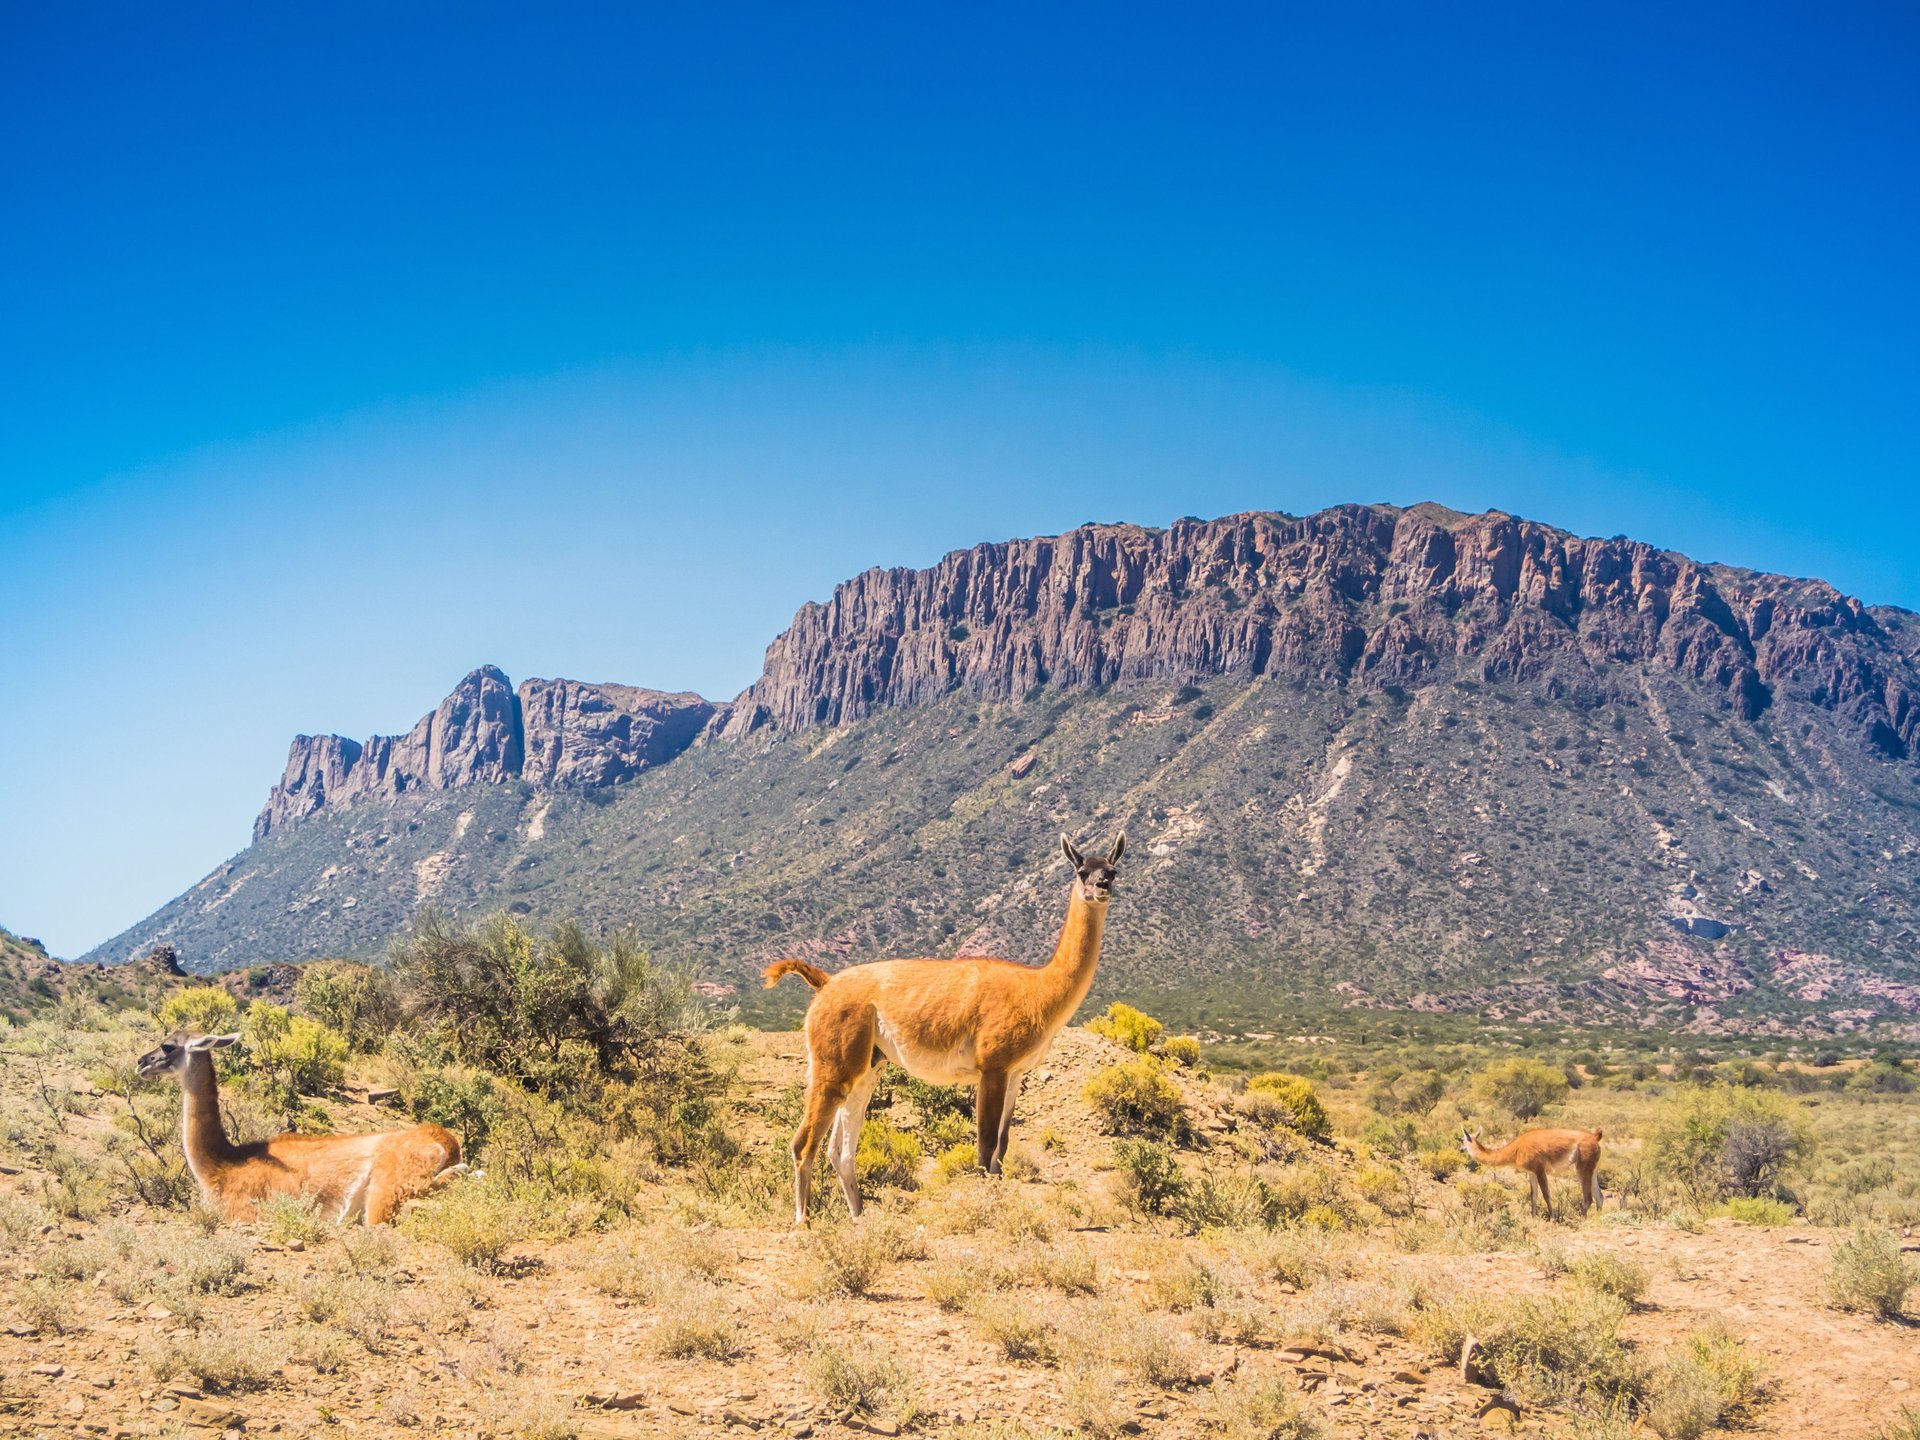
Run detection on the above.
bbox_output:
[2,3,1915,957]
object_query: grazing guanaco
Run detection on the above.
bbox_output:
[1461,1125,1603,1219]
[766,831,1125,1223]
[136,1032,468,1224]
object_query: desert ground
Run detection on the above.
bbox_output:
[1,955,1917,1440]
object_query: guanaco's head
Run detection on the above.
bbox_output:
[1460,1126,1479,1161]
[136,1031,239,1079]
[1061,832,1126,905]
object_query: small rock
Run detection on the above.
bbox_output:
[1393,1370,1426,1385]
[64,1397,86,1417]
[31,1363,65,1377]
[367,1088,401,1105]
[6,1322,36,1336]
[586,1391,646,1411]
[287,1239,304,1252]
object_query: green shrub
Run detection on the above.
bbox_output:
[157,986,239,1036]
[390,912,695,1096]
[1112,1139,1186,1214]
[1161,1035,1202,1068]
[1642,1320,1763,1440]
[1203,1368,1325,1440]
[1086,1002,1164,1053]
[258,1193,331,1246]
[1359,1115,1418,1155]
[1177,1169,1280,1230]
[1476,1058,1570,1120]
[1724,1196,1794,1226]
[966,1290,1058,1362]
[295,962,399,1053]
[1825,1225,1914,1318]
[1568,1251,1649,1306]
[933,1142,979,1180]
[243,1003,348,1104]
[1245,1073,1330,1141]
[808,1341,918,1419]
[404,1180,525,1271]
[1354,1162,1412,1216]
[1649,1087,1812,1206]
[856,1118,922,1189]
[1085,1059,1185,1137]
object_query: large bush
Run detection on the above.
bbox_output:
[295,962,399,1053]
[242,1003,348,1108]
[1086,1003,1164,1054]
[157,986,239,1037]
[390,913,696,1095]
[1085,1059,1185,1137]
[1475,1058,1570,1120]
[1826,1226,1915,1318]
[1245,1073,1330,1141]
[1649,1086,1812,1205]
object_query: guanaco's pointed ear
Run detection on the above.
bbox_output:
[1061,834,1085,867]
[191,1032,240,1051]
[1106,833,1126,865]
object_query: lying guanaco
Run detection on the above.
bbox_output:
[137,1031,468,1224]
[766,831,1125,1223]
[1461,1125,1603,1219]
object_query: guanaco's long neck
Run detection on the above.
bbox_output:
[180,1056,237,1171]
[1468,1135,1518,1168]
[1036,890,1108,1023]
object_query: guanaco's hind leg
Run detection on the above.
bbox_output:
[791,1005,876,1224]
[827,1066,882,1219]
[977,1070,1010,1176]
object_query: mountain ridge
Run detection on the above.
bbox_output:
[86,502,1920,1038]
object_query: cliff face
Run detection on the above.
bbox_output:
[254,503,1919,842]
[721,504,1920,760]
[255,668,715,838]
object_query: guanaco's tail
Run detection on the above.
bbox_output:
[763,958,832,991]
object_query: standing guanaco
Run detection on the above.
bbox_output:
[137,1031,468,1224]
[766,832,1125,1223]
[1461,1125,1603,1219]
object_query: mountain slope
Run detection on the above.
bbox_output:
[85,503,1920,1036]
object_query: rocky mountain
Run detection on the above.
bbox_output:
[255,670,714,839]
[87,503,1920,1038]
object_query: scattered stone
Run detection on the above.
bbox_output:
[31,1363,64,1377]
[179,1398,244,1429]
[64,1396,85,1417]
[585,1390,646,1411]
[1394,1370,1427,1385]
[367,1088,400,1105]
[6,1322,36,1336]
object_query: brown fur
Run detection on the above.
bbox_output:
[762,958,831,991]
[1463,1125,1603,1219]
[141,1034,465,1224]
[769,832,1124,1223]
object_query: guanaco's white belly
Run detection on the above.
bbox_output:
[874,1016,981,1085]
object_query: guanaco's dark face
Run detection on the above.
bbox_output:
[135,1031,238,1078]
[1061,832,1126,904]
